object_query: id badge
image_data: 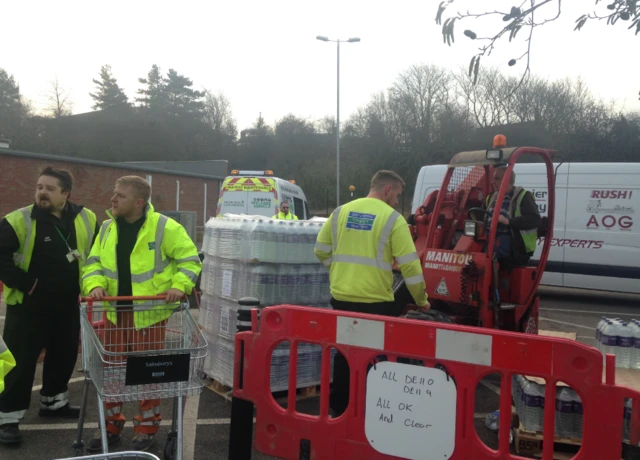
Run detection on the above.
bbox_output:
[66,249,81,263]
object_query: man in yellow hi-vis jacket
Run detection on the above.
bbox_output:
[314,170,429,417]
[0,335,16,394]
[272,202,298,220]
[82,176,201,452]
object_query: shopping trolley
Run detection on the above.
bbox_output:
[58,451,160,460]
[73,296,207,460]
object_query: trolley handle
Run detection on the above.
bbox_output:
[80,295,169,302]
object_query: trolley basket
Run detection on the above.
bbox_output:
[80,296,207,403]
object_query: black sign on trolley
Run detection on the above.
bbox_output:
[125,353,191,386]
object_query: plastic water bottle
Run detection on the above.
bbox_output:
[601,321,618,364]
[596,316,608,352]
[624,398,633,442]
[631,320,640,369]
[571,391,583,439]
[555,387,575,438]
[617,322,634,369]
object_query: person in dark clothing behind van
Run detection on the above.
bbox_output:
[483,166,540,263]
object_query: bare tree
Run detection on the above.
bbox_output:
[46,77,73,118]
[436,0,639,90]
[203,90,237,139]
[389,64,454,148]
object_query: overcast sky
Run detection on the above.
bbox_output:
[4,0,639,132]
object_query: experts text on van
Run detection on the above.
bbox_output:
[411,162,640,294]
[216,171,311,219]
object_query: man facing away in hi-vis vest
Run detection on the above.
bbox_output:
[483,166,540,265]
[314,170,430,417]
[272,202,298,220]
[82,176,202,452]
[0,166,98,445]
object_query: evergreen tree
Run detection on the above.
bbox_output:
[90,65,129,110]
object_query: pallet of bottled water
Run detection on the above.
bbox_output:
[595,317,640,369]
[200,256,330,305]
[202,214,325,264]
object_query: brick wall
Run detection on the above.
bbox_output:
[0,155,220,229]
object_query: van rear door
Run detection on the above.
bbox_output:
[563,163,640,293]
[218,176,277,217]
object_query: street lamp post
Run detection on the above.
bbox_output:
[316,35,360,207]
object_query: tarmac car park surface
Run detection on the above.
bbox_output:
[1,285,637,460]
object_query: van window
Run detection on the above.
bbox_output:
[304,201,310,219]
[293,197,304,220]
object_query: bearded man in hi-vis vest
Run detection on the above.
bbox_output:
[0,167,98,445]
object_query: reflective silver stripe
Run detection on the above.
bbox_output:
[331,206,342,252]
[99,219,112,243]
[154,216,169,275]
[40,392,69,411]
[134,420,160,426]
[179,268,199,283]
[314,242,332,253]
[103,268,117,279]
[0,409,26,424]
[86,256,101,265]
[396,252,418,265]
[404,274,425,285]
[82,270,104,280]
[131,269,155,283]
[521,228,537,235]
[322,257,332,267]
[377,210,400,265]
[175,255,200,264]
[20,207,33,265]
[139,407,161,419]
[79,209,94,258]
[105,406,123,416]
[332,254,392,271]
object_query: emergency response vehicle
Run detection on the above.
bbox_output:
[216,170,311,219]
[411,161,640,294]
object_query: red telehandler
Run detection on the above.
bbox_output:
[395,135,556,333]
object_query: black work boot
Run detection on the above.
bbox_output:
[0,423,22,444]
[86,429,121,452]
[131,432,156,451]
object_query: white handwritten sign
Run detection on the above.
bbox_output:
[365,362,456,460]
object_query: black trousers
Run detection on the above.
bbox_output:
[329,298,400,416]
[0,292,80,420]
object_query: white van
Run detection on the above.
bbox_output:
[412,162,640,294]
[216,170,311,219]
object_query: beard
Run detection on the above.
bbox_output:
[36,196,53,210]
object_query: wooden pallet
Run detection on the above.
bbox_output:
[204,378,321,402]
[514,426,582,459]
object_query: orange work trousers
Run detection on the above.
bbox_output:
[102,310,168,435]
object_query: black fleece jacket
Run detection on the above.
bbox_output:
[0,201,99,300]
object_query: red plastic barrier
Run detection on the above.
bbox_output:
[231,305,640,460]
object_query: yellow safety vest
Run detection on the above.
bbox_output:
[3,205,97,306]
[272,212,298,220]
[314,197,428,306]
[0,335,16,394]
[82,203,202,329]
[486,186,538,254]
